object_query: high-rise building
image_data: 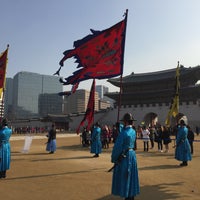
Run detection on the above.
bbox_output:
[38,93,63,117]
[5,71,63,119]
[96,85,114,107]
[96,85,109,99]
[4,78,13,119]
[64,89,99,114]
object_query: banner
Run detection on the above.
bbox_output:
[76,79,95,134]
[0,46,9,98]
[56,10,128,85]
[165,62,180,127]
[21,136,33,153]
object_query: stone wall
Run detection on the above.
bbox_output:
[69,100,200,132]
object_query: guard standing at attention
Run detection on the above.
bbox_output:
[175,119,192,166]
[90,122,102,157]
[0,118,12,178]
[111,113,140,200]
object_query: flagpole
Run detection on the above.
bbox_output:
[93,79,95,126]
[117,75,123,121]
[117,9,128,122]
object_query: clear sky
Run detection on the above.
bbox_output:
[1,0,200,92]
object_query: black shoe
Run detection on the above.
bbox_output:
[1,171,6,178]
[93,154,99,157]
[49,151,54,154]
[180,162,188,166]
[125,197,134,200]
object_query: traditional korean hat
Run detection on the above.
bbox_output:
[121,113,136,122]
[1,118,8,126]
[95,122,100,127]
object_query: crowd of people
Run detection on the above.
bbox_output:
[81,121,195,156]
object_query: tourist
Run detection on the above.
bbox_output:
[46,124,57,154]
[111,113,140,200]
[137,125,143,139]
[141,125,150,152]
[149,126,155,149]
[0,118,12,178]
[154,126,163,152]
[187,125,195,154]
[175,120,192,166]
[112,124,118,143]
[162,126,171,153]
[102,125,110,149]
[81,127,88,147]
[90,122,102,157]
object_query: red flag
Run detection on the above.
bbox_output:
[57,11,128,85]
[0,46,9,97]
[76,79,95,134]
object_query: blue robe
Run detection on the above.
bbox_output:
[46,128,57,152]
[175,125,192,162]
[111,126,140,198]
[0,126,12,171]
[46,139,56,152]
[90,126,102,154]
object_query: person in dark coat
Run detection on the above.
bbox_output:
[0,118,12,178]
[187,125,195,154]
[154,126,163,152]
[46,124,57,154]
[162,126,171,153]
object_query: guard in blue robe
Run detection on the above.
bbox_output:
[90,122,102,157]
[175,120,192,166]
[0,118,12,178]
[111,113,140,200]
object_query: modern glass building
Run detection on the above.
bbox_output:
[8,71,62,119]
[4,78,13,118]
[38,93,63,117]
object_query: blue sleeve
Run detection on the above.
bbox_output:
[111,132,124,163]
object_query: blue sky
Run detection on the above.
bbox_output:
[1,0,200,92]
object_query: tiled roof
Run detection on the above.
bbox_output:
[108,65,200,86]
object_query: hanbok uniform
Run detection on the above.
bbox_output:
[111,125,140,198]
[0,125,12,178]
[46,126,56,153]
[175,125,192,164]
[90,125,102,156]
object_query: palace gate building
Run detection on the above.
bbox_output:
[103,65,200,130]
[68,65,200,132]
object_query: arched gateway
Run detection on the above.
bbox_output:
[106,65,200,129]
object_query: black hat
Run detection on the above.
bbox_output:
[180,119,186,125]
[2,118,8,126]
[120,113,136,122]
[95,122,100,127]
